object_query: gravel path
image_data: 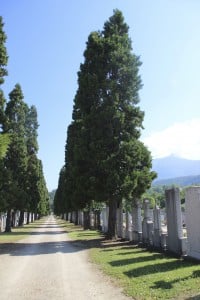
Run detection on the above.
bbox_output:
[0,215,132,300]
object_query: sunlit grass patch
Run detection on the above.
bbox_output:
[64,220,103,241]
[90,244,200,299]
[69,229,103,240]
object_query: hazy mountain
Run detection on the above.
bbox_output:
[153,174,200,187]
[152,155,200,180]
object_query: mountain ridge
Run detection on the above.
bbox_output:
[153,174,200,187]
[152,155,200,181]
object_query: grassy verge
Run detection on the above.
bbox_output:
[0,217,46,243]
[65,220,200,300]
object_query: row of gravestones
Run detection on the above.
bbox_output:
[100,187,200,260]
[0,211,21,232]
[0,211,36,232]
[0,213,7,232]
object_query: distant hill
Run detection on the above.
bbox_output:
[152,155,200,180]
[153,174,200,187]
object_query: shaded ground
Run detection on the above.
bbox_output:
[0,215,131,300]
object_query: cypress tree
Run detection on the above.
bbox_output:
[4,84,28,230]
[100,10,156,238]
[63,30,106,223]
[65,122,93,212]
[67,10,156,238]
[37,160,49,217]
[54,166,66,217]
[0,17,10,212]
[25,105,39,221]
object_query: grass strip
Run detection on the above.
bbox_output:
[64,220,200,300]
[0,217,46,243]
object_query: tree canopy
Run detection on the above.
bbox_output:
[57,10,156,238]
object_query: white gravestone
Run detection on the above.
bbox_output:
[185,186,200,260]
[165,188,183,255]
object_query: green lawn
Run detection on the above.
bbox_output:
[65,221,200,300]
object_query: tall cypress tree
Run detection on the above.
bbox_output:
[63,30,106,220]
[66,10,156,238]
[37,160,50,217]
[0,17,10,213]
[4,84,28,230]
[64,121,93,213]
[5,84,28,187]
[97,10,156,238]
[54,166,66,217]
[25,105,40,221]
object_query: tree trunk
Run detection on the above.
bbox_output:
[70,212,73,223]
[65,212,68,221]
[18,211,24,226]
[74,211,78,225]
[26,212,30,224]
[107,198,118,240]
[94,211,97,229]
[5,209,12,232]
[96,210,101,230]
[11,211,15,227]
[94,211,101,230]
[83,211,90,229]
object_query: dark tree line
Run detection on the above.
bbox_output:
[0,16,49,232]
[54,10,156,239]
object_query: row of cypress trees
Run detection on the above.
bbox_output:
[0,17,49,232]
[54,10,156,239]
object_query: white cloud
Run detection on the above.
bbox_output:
[142,119,200,160]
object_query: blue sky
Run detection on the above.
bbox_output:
[1,0,200,191]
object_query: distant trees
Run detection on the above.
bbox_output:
[55,10,156,239]
[144,184,186,209]
[54,166,66,217]
[49,189,56,212]
[0,16,49,231]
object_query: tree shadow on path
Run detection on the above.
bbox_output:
[0,237,103,256]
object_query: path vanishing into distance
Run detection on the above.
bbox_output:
[0,215,131,300]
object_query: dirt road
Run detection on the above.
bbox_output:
[0,215,131,300]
